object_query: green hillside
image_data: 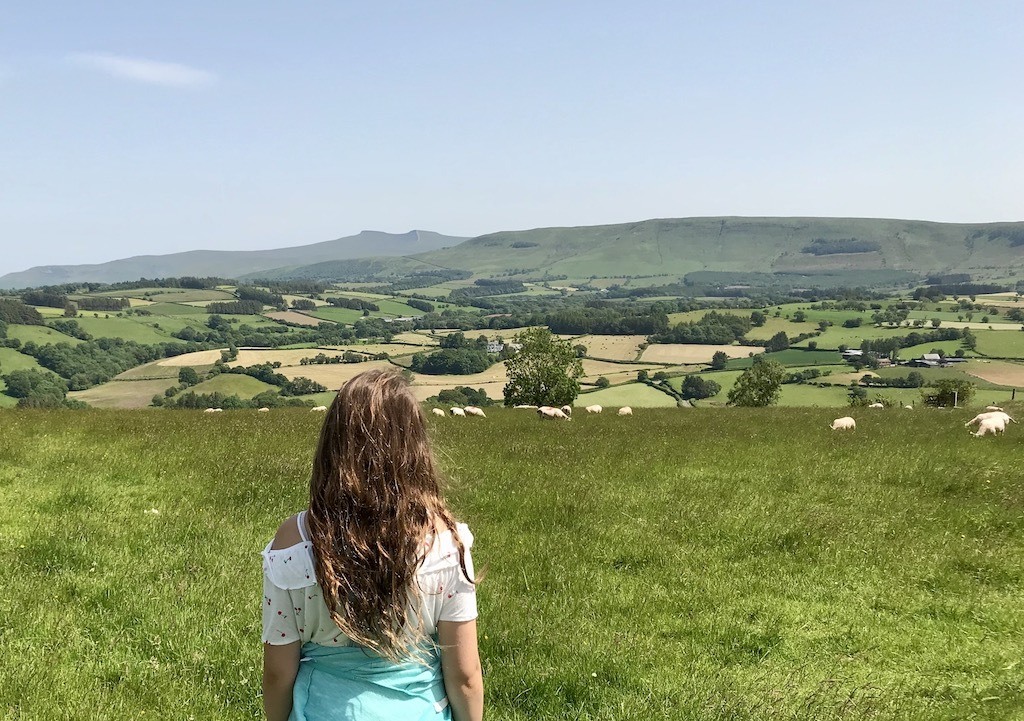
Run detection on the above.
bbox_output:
[411,217,1024,285]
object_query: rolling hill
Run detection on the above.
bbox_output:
[5,218,1024,289]
[0,230,465,289]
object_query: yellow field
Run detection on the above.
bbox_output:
[580,359,653,380]
[281,294,329,307]
[157,349,225,366]
[390,332,439,346]
[964,359,1024,386]
[640,344,763,364]
[577,335,647,361]
[127,298,155,307]
[264,311,325,326]
[68,379,176,409]
[320,344,422,357]
[278,361,395,389]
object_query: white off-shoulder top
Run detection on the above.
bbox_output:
[261,512,477,646]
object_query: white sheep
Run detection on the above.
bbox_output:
[868,402,884,409]
[585,405,603,414]
[257,407,270,412]
[450,407,466,417]
[617,406,633,416]
[431,408,446,417]
[830,416,856,431]
[537,407,569,420]
[513,404,537,409]
[203,408,217,413]
[985,405,1004,412]
[560,405,573,417]
[965,411,1015,428]
[464,406,486,418]
[903,405,914,410]
[973,417,1006,437]
[311,405,328,412]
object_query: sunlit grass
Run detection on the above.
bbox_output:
[0,408,1021,719]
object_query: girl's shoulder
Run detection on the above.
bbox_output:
[261,512,316,590]
[418,522,474,575]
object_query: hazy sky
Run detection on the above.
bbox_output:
[2,1,1022,275]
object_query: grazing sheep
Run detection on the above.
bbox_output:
[203,408,217,413]
[585,404,603,414]
[464,406,486,418]
[258,407,270,412]
[830,416,856,431]
[513,404,537,409]
[560,405,572,417]
[617,406,633,416]
[973,417,1006,437]
[868,402,884,409]
[537,407,569,420]
[904,405,914,410]
[986,405,1004,412]
[450,407,466,417]
[965,411,1015,428]
[311,405,328,412]
[212,408,223,413]
[431,408,446,417]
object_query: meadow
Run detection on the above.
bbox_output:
[1,409,1021,720]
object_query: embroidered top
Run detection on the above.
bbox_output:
[261,512,477,646]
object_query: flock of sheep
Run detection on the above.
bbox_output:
[829,405,1015,437]
[430,404,634,420]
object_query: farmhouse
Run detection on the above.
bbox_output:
[906,353,967,368]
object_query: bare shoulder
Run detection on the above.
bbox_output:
[270,513,304,551]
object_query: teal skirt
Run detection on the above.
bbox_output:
[290,642,451,721]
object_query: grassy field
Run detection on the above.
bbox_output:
[187,374,279,398]
[0,347,46,374]
[0,410,1021,719]
[6,324,83,346]
[575,382,678,408]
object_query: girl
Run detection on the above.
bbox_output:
[261,368,483,721]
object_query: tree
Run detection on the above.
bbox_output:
[750,311,767,327]
[923,378,974,407]
[793,310,806,323]
[710,351,729,370]
[502,327,583,406]
[680,375,721,400]
[637,369,649,382]
[573,344,587,358]
[178,367,200,387]
[726,357,785,407]
[594,376,610,388]
[765,331,790,353]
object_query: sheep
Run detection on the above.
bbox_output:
[537,407,569,420]
[868,402,884,409]
[830,416,856,431]
[450,407,466,417]
[560,405,573,417]
[585,404,603,414]
[464,406,486,418]
[311,405,328,412]
[617,406,633,416]
[212,408,223,413]
[431,408,446,417]
[965,411,1015,428]
[904,405,914,410]
[203,408,217,413]
[513,404,537,409]
[973,417,1006,437]
[257,407,270,412]
[986,405,1004,412]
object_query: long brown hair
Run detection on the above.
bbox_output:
[307,367,469,661]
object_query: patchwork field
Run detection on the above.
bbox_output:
[964,360,1024,387]
[640,344,763,364]
[67,379,177,409]
[6,324,83,346]
[3,410,1020,719]
[574,383,678,408]
[576,334,647,361]
[187,374,278,398]
[264,310,326,326]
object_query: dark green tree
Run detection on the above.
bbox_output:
[178,367,200,387]
[726,356,785,407]
[502,327,583,406]
[710,351,729,370]
[765,331,790,353]
[679,375,721,400]
[750,310,767,327]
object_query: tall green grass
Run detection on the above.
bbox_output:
[0,409,1021,720]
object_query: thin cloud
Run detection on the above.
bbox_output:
[70,52,216,88]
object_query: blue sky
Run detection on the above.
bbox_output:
[2,1,1022,274]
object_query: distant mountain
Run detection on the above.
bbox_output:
[0,230,465,289]
[412,217,1024,280]
[6,218,1024,290]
